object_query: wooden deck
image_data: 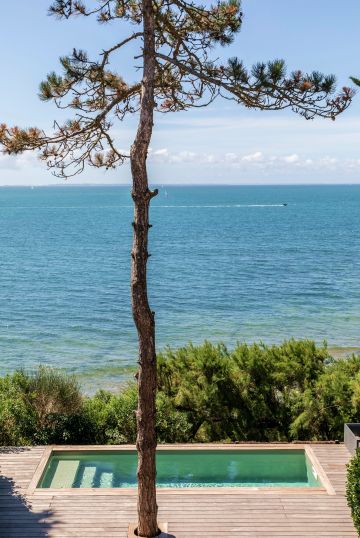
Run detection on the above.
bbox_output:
[0,444,356,537]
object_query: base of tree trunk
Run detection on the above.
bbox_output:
[128,522,170,538]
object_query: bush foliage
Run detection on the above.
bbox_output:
[347,450,360,534]
[1,339,360,446]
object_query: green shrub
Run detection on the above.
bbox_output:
[83,385,138,444]
[156,392,192,443]
[1,340,359,446]
[157,339,330,442]
[0,375,32,445]
[291,355,360,440]
[83,385,192,444]
[347,449,360,534]
[0,366,84,444]
[158,341,236,441]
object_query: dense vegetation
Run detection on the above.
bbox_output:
[1,339,359,446]
[347,450,360,534]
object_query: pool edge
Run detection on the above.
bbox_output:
[305,445,336,495]
[27,443,334,496]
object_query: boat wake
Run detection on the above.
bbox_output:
[153,204,287,208]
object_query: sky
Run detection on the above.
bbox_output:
[0,0,360,185]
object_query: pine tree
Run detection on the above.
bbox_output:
[0,2,354,536]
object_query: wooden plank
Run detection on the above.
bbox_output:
[0,443,356,537]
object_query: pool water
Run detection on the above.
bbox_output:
[38,449,321,489]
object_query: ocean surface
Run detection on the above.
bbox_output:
[0,184,359,391]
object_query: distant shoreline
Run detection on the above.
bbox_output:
[328,346,360,358]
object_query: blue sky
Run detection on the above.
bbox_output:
[0,0,359,185]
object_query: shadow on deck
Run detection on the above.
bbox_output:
[0,448,55,537]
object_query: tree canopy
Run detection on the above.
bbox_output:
[350,76,360,87]
[0,0,353,178]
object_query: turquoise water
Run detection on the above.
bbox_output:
[38,449,320,488]
[1,185,360,390]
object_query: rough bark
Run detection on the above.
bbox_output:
[130,0,158,536]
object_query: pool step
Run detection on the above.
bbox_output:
[51,460,81,488]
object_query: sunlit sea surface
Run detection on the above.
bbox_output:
[1,185,359,391]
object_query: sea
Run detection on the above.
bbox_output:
[0,184,359,392]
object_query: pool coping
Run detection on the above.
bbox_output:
[27,443,336,496]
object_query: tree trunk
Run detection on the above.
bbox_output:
[130,0,158,536]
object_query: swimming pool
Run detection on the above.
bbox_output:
[37,448,322,489]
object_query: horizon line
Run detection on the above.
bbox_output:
[1,182,360,188]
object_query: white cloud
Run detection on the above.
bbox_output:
[0,154,20,170]
[1,144,359,186]
[171,151,197,163]
[0,152,40,170]
[282,154,300,164]
[225,152,238,163]
[152,148,169,157]
[242,151,263,162]
[318,157,338,167]
[147,147,360,175]
[204,154,218,164]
